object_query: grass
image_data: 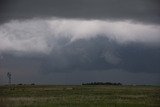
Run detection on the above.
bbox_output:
[0,85,160,107]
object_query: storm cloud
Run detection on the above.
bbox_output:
[0,18,160,54]
[0,18,160,74]
[0,0,160,85]
[0,35,160,85]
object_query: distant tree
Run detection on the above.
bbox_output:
[31,83,35,85]
[18,83,23,85]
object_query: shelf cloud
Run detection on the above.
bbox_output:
[0,18,160,54]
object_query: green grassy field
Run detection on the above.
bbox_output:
[0,85,159,107]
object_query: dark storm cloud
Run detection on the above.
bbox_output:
[1,36,160,85]
[1,36,159,74]
[0,0,160,24]
[0,19,159,75]
[40,36,160,73]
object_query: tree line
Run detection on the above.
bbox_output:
[82,82,122,86]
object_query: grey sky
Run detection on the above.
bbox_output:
[0,0,160,85]
[0,0,160,24]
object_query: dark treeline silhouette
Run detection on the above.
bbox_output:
[82,82,122,86]
[17,83,35,86]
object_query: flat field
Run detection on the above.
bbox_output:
[0,85,159,107]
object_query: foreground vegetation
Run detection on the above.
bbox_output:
[0,85,160,107]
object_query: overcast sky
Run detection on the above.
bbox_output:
[0,0,160,85]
